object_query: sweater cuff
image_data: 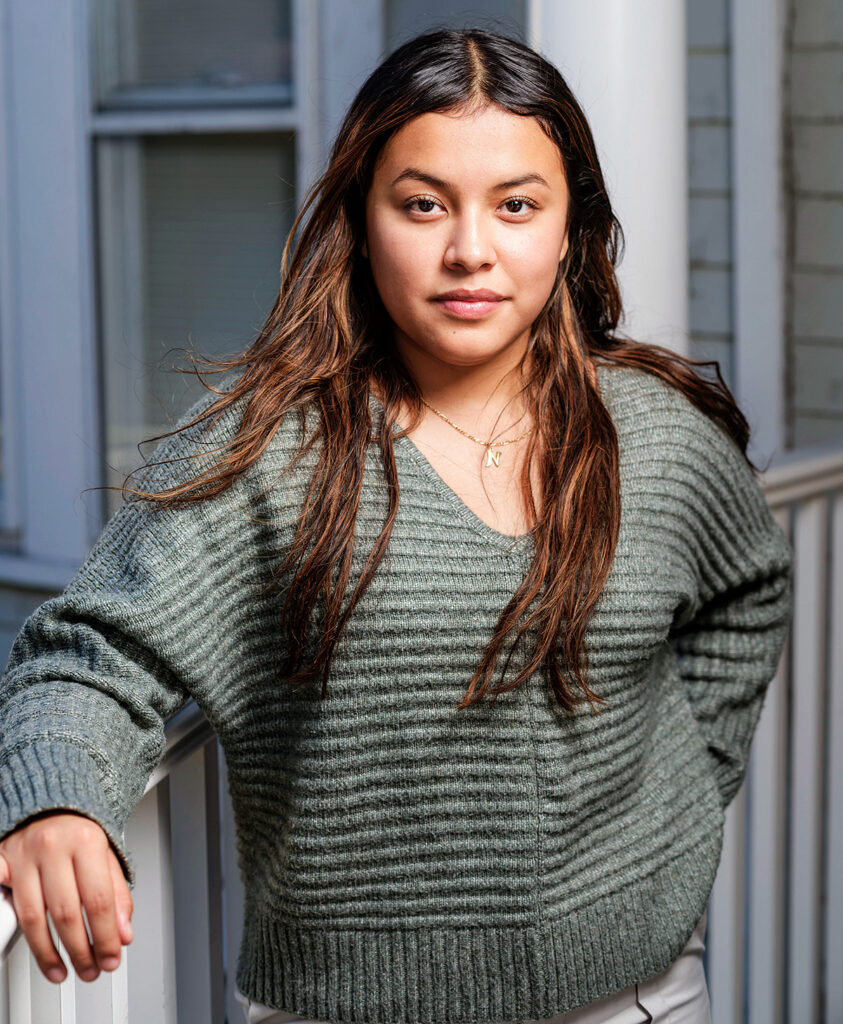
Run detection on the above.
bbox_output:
[0,739,136,888]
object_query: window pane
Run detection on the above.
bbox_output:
[93,0,293,108]
[96,133,296,515]
[385,0,526,52]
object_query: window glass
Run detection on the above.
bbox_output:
[96,132,296,514]
[385,0,525,52]
[93,0,293,107]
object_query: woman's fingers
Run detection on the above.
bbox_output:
[8,860,68,984]
[0,812,131,985]
[39,854,99,981]
[72,832,124,976]
[107,848,134,946]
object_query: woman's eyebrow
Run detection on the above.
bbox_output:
[389,167,551,191]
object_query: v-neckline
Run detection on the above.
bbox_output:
[368,392,536,556]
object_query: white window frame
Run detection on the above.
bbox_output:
[0,0,22,547]
[0,0,383,590]
[0,0,102,589]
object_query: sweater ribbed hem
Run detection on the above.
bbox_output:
[235,829,721,1024]
[0,739,134,887]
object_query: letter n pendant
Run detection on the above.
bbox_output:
[485,446,501,467]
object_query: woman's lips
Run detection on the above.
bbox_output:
[434,297,504,319]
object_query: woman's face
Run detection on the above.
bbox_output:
[363,103,569,375]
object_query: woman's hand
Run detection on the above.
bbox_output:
[0,811,134,984]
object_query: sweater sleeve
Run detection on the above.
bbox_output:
[667,409,794,811]
[0,389,248,888]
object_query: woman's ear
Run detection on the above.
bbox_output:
[559,233,569,263]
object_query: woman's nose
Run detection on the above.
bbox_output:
[443,212,496,271]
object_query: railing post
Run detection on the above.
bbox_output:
[219,741,247,1024]
[825,491,843,1023]
[170,739,224,1024]
[124,781,178,1023]
[709,782,747,1024]
[789,496,828,1024]
[747,507,790,1024]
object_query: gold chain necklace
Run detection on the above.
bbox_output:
[418,396,534,468]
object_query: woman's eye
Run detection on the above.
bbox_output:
[405,197,439,214]
[503,197,538,215]
[404,195,538,216]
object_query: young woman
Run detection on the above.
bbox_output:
[0,27,792,1024]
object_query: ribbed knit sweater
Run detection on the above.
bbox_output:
[0,363,793,1023]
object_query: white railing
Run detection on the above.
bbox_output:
[0,701,238,1024]
[1,443,842,1024]
[708,442,843,1024]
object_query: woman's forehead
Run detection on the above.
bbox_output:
[372,108,565,185]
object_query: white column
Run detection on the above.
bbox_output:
[317,0,384,177]
[0,0,101,584]
[730,0,787,465]
[528,1,689,356]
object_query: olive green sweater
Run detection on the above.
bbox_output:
[0,363,793,1023]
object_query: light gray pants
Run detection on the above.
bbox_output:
[235,908,710,1024]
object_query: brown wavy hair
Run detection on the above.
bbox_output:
[117,26,756,715]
